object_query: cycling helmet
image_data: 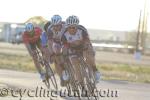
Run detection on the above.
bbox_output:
[51,15,62,25]
[25,23,34,32]
[66,15,79,25]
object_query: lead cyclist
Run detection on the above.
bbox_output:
[61,15,101,83]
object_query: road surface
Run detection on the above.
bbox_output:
[0,69,150,100]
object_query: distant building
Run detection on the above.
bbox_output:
[0,22,25,42]
[88,29,127,42]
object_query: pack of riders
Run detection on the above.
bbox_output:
[22,15,100,87]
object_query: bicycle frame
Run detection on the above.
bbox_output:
[66,50,99,100]
[34,48,58,90]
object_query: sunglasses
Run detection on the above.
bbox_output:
[68,26,76,29]
[53,24,61,28]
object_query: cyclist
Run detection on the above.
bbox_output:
[41,15,68,86]
[22,23,45,81]
[41,21,52,63]
[62,15,100,83]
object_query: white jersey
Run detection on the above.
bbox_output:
[47,22,66,43]
[64,29,83,43]
[52,27,65,41]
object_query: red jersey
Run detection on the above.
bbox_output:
[22,27,42,44]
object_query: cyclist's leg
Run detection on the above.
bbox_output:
[36,39,45,73]
[52,43,67,86]
[42,47,51,63]
[70,55,82,83]
[54,53,68,86]
[83,44,100,81]
[54,56,64,76]
[47,39,54,55]
[83,44,97,71]
[38,40,51,63]
[31,43,45,80]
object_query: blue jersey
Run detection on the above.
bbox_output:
[41,31,48,47]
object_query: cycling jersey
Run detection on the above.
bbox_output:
[61,25,89,48]
[22,27,42,49]
[41,22,66,47]
[23,27,42,44]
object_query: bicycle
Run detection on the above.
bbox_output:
[65,49,99,100]
[62,53,83,100]
[34,49,58,90]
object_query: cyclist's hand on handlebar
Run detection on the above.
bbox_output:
[71,40,82,45]
[42,47,50,60]
[62,46,68,56]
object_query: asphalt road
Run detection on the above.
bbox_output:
[0,69,150,100]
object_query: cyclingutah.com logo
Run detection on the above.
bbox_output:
[0,86,118,100]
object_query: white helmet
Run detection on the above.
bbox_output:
[51,15,62,25]
[25,23,34,32]
[66,15,79,25]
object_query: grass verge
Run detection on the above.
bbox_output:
[97,64,150,83]
[0,52,150,83]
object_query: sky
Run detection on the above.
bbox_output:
[0,0,149,32]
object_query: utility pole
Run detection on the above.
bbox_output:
[135,0,148,59]
[141,0,148,53]
[135,10,142,53]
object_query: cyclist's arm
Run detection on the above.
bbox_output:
[41,32,48,48]
[81,28,93,50]
[46,27,54,55]
[82,29,90,42]
[22,32,29,44]
[47,27,53,40]
[61,34,69,48]
[40,31,50,59]
[61,34,69,55]
[31,27,42,43]
[22,32,33,56]
[25,43,33,56]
